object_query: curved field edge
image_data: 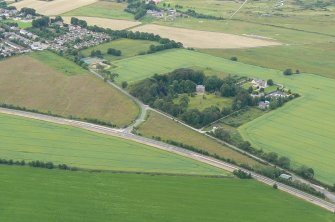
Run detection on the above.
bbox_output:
[1,166,334,222]
[0,113,225,175]
[0,52,139,127]
[114,49,335,184]
[137,110,260,167]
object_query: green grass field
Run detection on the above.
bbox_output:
[117,49,335,184]
[62,1,134,20]
[0,53,139,127]
[220,108,266,128]
[138,111,259,167]
[174,94,232,111]
[30,51,87,76]
[1,19,32,28]
[200,43,335,79]
[0,113,225,175]
[1,166,334,222]
[81,39,158,61]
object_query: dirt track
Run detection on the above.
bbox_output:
[63,16,141,30]
[132,24,281,49]
[13,0,98,15]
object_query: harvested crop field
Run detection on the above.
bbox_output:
[63,16,141,30]
[131,24,281,49]
[0,53,139,127]
[13,0,98,16]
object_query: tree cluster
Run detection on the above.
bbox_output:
[32,16,50,28]
[70,17,87,28]
[233,170,252,179]
[20,7,37,16]
[107,48,122,56]
[125,0,158,20]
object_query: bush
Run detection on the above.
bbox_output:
[230,56,238,62]
[233,169,252,179]
[273,183,278,189]
[283,68,293,75]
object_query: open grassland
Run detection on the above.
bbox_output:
[81,39,158,61]
[0,113,224,175]
[0,52,139,127]
[1,166,334,222]
[118,49,335,184]
[131,24,281,49]
[174,94,233,111]
[12,0,98,16]
[200,42,335,79]
[138,111,259,167]
[62,16,141,30]
[30,51,87,76]
[158,0,335,35]
[62,0,134,20]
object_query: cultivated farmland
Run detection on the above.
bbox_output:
[131,24,281,49]
[0,52,139,127]
[63,16,141,30]
[12,0,98,16]
[62,0,134,20]
[0,113,224,175]
[1,166,334,222]
[115,49,335,184]
[137,111,259,167]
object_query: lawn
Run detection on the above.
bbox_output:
[138,111,259,167]
[62,0,134,20]
[0,53,139,127]
[0,113,224,175]
[174,93,232,111]
[80,39,158,61]
[117,49,335,184]
[1,19,32,28]
[1,166,334,222]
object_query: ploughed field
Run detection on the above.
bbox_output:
[0,113,224,175]
[0,51,139,127]
[114,49,335,184]
[1,166,334,222]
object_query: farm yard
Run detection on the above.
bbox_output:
[1,166,335,222]
[62,16,141,30]
[0,52,139,127]
[12,0,98,16]
[114,49,335,184]
[0,113,224,175]
[62,0,134,21]
[131,24,281,49]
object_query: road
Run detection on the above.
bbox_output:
[0,107,334,213]
[90,69,335,204]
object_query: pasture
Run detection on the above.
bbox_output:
[0,113,224,175]
[138,111,259,167]
[12,0,97,16]
[81,39,158,61]
[1,166,334,222]
[62,0,134,20]
[131,24,281,49]
[0,52,139,127]
[62,16,141,30]
[200,42,335,80]
[117,49,335,184]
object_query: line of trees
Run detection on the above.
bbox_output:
[0,158,76,171]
